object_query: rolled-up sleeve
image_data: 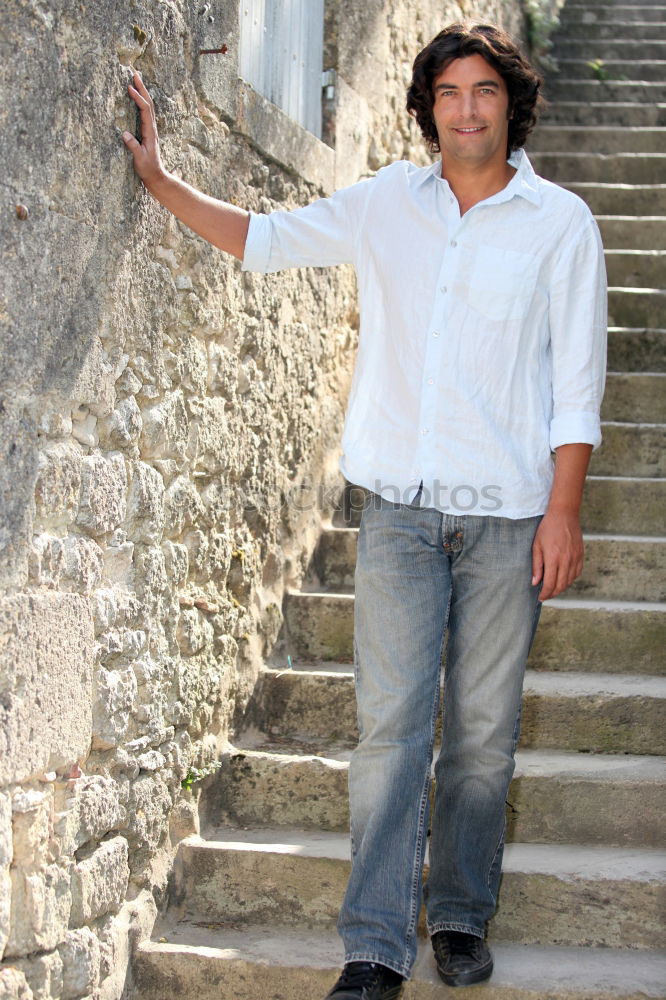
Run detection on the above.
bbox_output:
[241,175,375,274]
[548,217,608,451]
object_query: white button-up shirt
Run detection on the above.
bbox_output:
[242,149,607,518]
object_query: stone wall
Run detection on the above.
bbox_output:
[0,1,524,997]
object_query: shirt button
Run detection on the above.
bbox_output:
[427,377,434,385]
[440,286,447,294]
[421,428,429,436]
[432,331,439,337]
[450,240,457,248]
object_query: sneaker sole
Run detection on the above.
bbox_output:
[435,957,494,987]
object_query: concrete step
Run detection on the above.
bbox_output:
[201,746,666,846]
[592,421,665,476]
[603,372,666,422]
[554,21,666,39]
[333,476,666,535]
[543,102,666,126]
[529,125,666,154]
[608,287,666,327]
[544,80,666,103]
[551,58,666,82]
[552,39,666,59]
[168,832,666,949]
[133,927,666,1000]
[529,152,666,184]
[596,215,666,249]
[563,183,666,215]
[605,250,666,287]
[561,4,666,24]
[248,667,666,756]
[311,527,666,602]
[282,593,666,673]
[607,326,666,371]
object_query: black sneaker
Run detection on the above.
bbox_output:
[324,961,405,999]
[432,930,493,986]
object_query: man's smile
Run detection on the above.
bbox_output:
[453,126,486,133]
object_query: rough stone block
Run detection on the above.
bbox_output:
[98,397,143,448]
[54,775,125,854]
[176,608,214,657]
[123,775,173,854]
[0,967,33,1000]
[58,926,101,999]
[60,536,104,594]
[0,593,94,785]
[11,789,54,872]
[124,462,165,544]
[13,949,63,1000]
[70,838,129,927]
[75,453,127,536]
[28,534,64,589]
[6,863,71,957]
[140,392,189,461]
[33,443,83,525]
[91,667,138,750]
[0,792,11,957]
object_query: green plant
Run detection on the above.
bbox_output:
[181,760,222,791]
[523,0,560,73]
[587,58,610,81]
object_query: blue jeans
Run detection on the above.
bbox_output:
[337,487,543,978]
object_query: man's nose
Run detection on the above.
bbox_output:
[460,94,478,118]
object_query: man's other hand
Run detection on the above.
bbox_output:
[121,71,166,189]
[531,508,584,601]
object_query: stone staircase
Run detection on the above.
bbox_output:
[130,1,666,996]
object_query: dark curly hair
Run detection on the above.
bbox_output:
[406,22,545,155]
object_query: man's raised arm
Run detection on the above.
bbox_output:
[121,71,250,260]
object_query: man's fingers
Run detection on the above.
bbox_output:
[121,131,140,150]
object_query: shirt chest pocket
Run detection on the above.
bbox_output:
[466,245,539,323]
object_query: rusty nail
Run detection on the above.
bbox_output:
[16,204,29,220]
[199,44,228,55]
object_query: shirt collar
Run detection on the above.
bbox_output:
[411,147,542,208]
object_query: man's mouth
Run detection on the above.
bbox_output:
[453,126,486,133]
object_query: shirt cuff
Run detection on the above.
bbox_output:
[550,411,602,452]
[241,212,272,273]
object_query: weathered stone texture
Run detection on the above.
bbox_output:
[70,838,129,927]
[0,594,94,785]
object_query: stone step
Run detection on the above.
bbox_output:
[555,20,666,39]
[564,183,666,216]
[133,927,666,1000]
[552,58,666,82]
[596,215,666,249]
[605,250,666,287]
[282,593,666,673]
[201,747,666,846]
[607,326,666,371]
[552,39,666,59]
[530,152,666,184]
[603,372,666,422]
[248,667,666,756]
[530,125,666,154]
[311,527,666,602]
[592,421,665,476]
[565,0,666,7]
[561,4,666,24]
[334,476,666,536]
[543,102,666,126]
[169,832,666,949]
[544,80,666,103]
[609,287,666,327]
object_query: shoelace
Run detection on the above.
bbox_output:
[337,962,383,989]
[442,932,482,956]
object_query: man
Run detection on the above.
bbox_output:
[122,21,606,1000]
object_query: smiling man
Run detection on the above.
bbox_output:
[122,20,607,1000]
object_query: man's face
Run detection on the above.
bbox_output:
[431,53,511,169]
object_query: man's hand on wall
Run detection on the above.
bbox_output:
[121,71,167,191]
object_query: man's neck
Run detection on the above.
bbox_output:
[442,158,517,216]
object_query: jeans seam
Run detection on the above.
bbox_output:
[344,952,409,979]
[429,921,485,938]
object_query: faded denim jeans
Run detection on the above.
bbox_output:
[337,486,543,978]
